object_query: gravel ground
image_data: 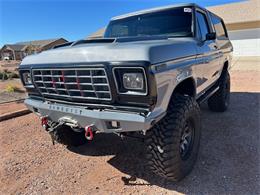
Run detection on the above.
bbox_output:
[0,60,20,72]
[0,68,259,195]
[0,101,27,115]
[0,79,27,103]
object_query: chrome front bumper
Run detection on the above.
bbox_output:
[24,98,160,133]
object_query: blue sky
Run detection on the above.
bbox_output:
[0,0,242,46]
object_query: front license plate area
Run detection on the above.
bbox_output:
[48,104,85,115]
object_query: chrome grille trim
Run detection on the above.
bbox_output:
[32,68,112,101]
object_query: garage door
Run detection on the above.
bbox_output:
[228,28,260,56]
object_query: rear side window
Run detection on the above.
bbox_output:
[196,11,209,41]
[210,13,227,38]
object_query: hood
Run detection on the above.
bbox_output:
[20,37,198,66]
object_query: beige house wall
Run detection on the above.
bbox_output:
[226,21,260,31]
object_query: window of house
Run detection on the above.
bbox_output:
[196,11,209,41]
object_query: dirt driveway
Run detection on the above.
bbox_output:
[0,58,259,195]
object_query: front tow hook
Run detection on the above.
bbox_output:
[41,116,48,130]
[84,125,94,141]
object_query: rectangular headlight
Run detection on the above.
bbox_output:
[22,72,32,85]
[123,73,144,90]
[113,67,147,95]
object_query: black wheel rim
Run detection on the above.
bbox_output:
[179,118,195,160]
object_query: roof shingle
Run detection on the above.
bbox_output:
[16,38,67,47]
[4,44,27,51]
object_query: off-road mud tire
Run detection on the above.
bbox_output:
[145,94,201,181]
[208,71,230,112]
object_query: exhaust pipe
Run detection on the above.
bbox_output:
[85,125,94,141]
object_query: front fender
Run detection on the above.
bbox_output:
[149,56,197,119]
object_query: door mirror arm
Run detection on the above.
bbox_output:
[206,32,216,40]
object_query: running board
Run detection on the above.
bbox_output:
[197,85,219,104]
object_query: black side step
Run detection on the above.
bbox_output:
[197,84,219,104]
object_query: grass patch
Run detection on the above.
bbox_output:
[5,84,23,93]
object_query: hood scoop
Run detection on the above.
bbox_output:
[53,36,169,49]
[52,38,116,49]
[72,38,116,46]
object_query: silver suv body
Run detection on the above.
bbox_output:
[19,3,233,181]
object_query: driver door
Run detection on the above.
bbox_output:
[195,9,221,95]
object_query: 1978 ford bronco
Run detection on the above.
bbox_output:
[19,3,232,181]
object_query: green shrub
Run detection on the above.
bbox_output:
[0,71,8,80]
[0,70,20,80]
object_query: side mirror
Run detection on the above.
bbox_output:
[206,32,216,40]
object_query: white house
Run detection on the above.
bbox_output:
[208,0,260,56]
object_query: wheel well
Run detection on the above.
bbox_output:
[173,77,196,97]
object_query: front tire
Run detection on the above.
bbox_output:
[145,94,201,181]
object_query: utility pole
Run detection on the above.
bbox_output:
[12,50,16,60]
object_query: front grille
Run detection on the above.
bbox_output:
[32,68,112,101]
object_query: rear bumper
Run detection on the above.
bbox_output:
[24,98,161,133]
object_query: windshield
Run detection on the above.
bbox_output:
[104,7,193,38]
